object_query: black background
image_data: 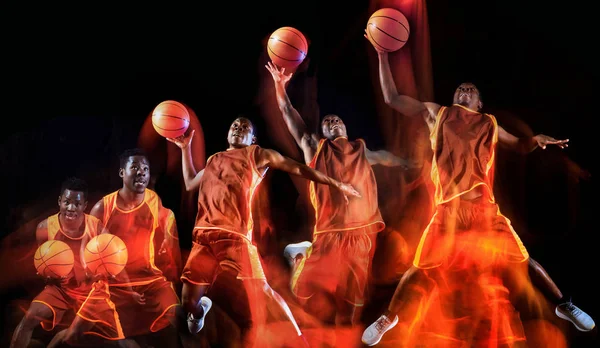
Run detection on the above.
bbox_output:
[1,1,597,346]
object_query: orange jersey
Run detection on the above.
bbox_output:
[430,104,498,204]
[193,145,265,241]
[101,189,177,286]
[309,138,384,234]
[46,213,101,288]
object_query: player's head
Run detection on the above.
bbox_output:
[453,82,482,111]
[119,148,150,194]
[58,177,88,226]
[227,117,256,148]
[321,114,347,140]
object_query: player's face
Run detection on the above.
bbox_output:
[227,118,255,148]
[321,114,347,140]
[120,156,150,194]
[453,83,482,111]
[58,189,87,226]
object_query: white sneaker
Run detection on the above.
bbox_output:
[283,241,312,267]
[555,301,595,332]
[362,314,399,346]
[187,296,213,334]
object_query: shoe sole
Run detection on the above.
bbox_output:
[362,317,399,346]
[555,307,595,332]
[188,298,213,334]
[283,242,312,264]
[202,297,213,313]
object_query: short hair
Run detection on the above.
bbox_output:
[60,177,88,200]
[119,148,148,168]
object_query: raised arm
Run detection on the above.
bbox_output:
[256,147,361,203]
[366,32,440,130]
[265,62,318,154]
[166,130,205,191]
[498,126,569,153]
[364,146,421,169]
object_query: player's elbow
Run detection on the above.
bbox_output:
[281,103,294,115]
[383,94,395,105]
[184,182,196,192]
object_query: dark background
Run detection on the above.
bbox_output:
[1,1,597,346]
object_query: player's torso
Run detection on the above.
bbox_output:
[103,191,163,283]
[311,138,383,233]
[432,105,497,203]
[195,146,265,238]
[48,214,95,287]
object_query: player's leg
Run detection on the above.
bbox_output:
[181,241,218,334]
[528,257,595,331]
[10,300,54,348]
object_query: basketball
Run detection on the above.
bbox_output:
[34,240,75,278]
[267,27,308,69]
[84,234,128,277]
[152,100,190,138]
[366,8,410,52]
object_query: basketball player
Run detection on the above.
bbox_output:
[265,62,419,329]
[46,149,183,348]
[361,45,595,345]
[10,177,125,348]
[166,116,360,346]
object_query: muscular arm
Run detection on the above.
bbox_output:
[498,126,537,153]
[377,52,440,131]
[256,147,358,196]
[364,147,419,169]
[273,80,310,145]
[166,130,206,191]
[180,144,205,191]
[498,126,568,153]
[266,62,318,159]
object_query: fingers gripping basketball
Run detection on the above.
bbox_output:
[366,8,410,52]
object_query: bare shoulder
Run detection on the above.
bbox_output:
[310,133,321,148]
[423,102,442,130]
[36,218,49,242]
[256,146,278,160]
[36,218,48,231]
[423,102,441,118]
[89,199,105,219]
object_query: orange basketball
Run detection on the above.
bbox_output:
[267,27,308,69]
[152,100,190,138]
[366,8,410,52]
[34,240,75,278]
[84,234,128,277]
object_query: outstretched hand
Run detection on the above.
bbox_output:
[338,182,361,205]
[166,129,195,149]
[534,134,569,150]
[265,61,293,84]
[364,28,386,55]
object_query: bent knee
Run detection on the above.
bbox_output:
[24,306,53,327]
[64,327,83,344]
